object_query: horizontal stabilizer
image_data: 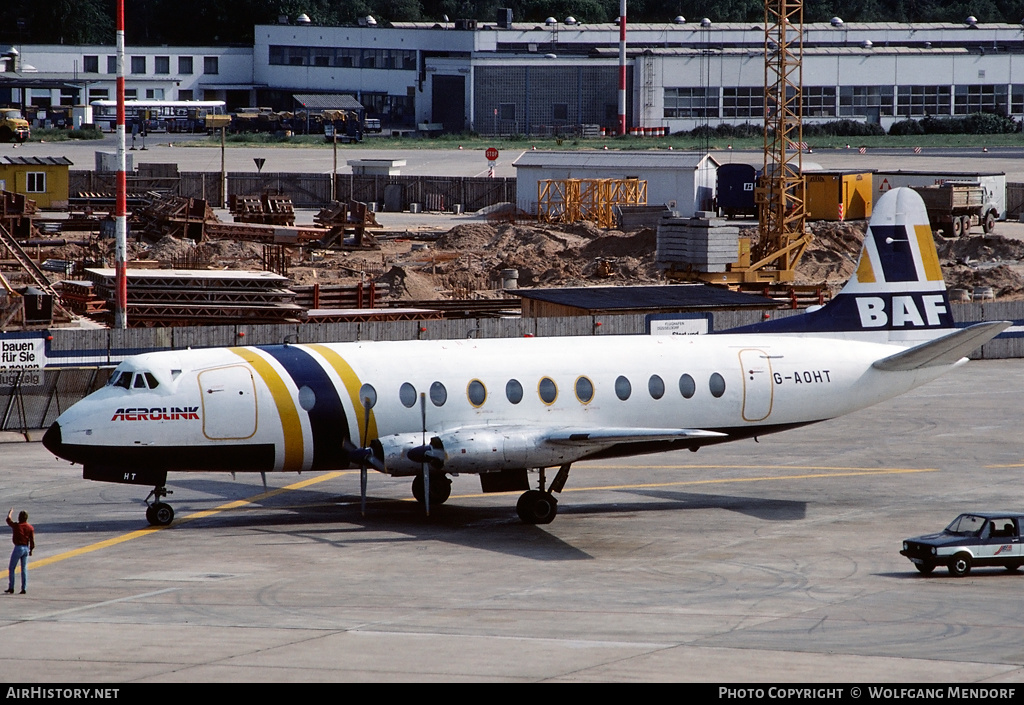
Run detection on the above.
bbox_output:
[546,428,727,445]
[872,321,1010,372]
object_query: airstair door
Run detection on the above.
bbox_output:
[199,365,258,440]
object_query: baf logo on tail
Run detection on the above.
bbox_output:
[733,188,953,341]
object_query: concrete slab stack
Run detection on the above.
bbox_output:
[656,211,739,273]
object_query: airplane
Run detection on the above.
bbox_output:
[42,187,1009,527]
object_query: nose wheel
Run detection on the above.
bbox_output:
[144,486,175,526]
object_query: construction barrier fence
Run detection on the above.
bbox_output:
[70,171,517,212]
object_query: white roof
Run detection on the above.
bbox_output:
[512,151,719,170]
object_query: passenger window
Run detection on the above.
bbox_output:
[359,383,377,409]
[575,376,594,404]
[399,382,417,408]
[679,374,695,399]
[506,379,523,404]
[648,374,665,400]
[429,381,447,406]
[145,373,160,389]
[615,375,631,401]
[710,372,726,398]
[467,379,486,407]
[538,377,557,405]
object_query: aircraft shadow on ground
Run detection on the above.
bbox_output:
[46,478,805,560]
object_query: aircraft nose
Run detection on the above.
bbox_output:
[42,421,63,457]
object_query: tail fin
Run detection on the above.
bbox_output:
[731,187,953,343]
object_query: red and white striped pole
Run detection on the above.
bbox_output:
[114,0,128,329]
[618,0,627,136]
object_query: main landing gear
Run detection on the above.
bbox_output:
[144,485,175,527]
[516,464,571,525]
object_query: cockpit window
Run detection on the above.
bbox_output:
[133,374,148,389]
[111,372,131,389]
[144,373,160,389]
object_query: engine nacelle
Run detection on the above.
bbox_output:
[372,428,581,475]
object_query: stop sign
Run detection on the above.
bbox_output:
[485,147,499,161]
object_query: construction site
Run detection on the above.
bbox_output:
[0,0,1023,335]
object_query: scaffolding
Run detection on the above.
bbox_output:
[537,178,647,228]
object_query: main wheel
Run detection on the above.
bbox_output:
[960,215,973,237]
[982,211,996,233]
[1004,562,1021,573]
[948,553,972,577]
[411,474,451,505]
[146,502,174,527]
[950,217,963,237]
[914,562,936,575]
[516,490,558,525]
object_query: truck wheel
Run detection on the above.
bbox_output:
[960,215,973,236]
[950,218,962,237]
[982,211,995,233]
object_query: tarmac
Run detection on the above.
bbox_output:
[0,359,1023,682]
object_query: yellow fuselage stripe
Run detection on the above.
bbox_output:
[307,344,377,445]
[229,347,304,471]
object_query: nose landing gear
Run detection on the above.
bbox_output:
[144,485,175,527]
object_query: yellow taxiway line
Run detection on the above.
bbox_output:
[23,465,936,572]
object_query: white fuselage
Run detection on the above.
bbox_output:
[49,332,954,476]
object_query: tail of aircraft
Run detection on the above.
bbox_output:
[730,187,954,344]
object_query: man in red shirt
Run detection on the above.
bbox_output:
[6,508,34,594]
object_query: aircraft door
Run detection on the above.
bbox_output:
[199,365,258,440]
[738,349,774,422]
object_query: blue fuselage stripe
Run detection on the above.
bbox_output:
[259,345,348,470]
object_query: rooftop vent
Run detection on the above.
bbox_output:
[700,18,712,28]
[965,16,978,26]
[296,13,311,25]
[830,17,843,27]
[673,16,686,24]
[861,39,873,49]
[545,17,557,25]
[564,16,577,25]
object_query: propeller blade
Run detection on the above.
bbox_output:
[360,395,372,517]
[420,392,429,517]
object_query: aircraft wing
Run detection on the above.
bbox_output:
[544,428,727,445]
[872,321,1010,372]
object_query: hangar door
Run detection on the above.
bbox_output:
[431,75,465,133]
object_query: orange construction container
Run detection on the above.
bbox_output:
[804,171,873,221]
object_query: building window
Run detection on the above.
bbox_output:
[722,87,764,118]
[178,56,193,74]
[130,56,146,74]
[155,56,170,75]
[839,85,894,117]
[1012,85,1024,115]
[107,56,117,74]
[124,88,137,100]
[145,88,165,100]
[83,56,99,74]
[803,86,837,117]
[954,84,1008,115]
[897,85,952,117]
[25,173,45,193]
[664,87,719,118]
[203,56,219,75]
[178,89,194,101]
[89,88,109,101]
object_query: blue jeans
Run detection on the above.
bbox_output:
[8,545,28,591]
